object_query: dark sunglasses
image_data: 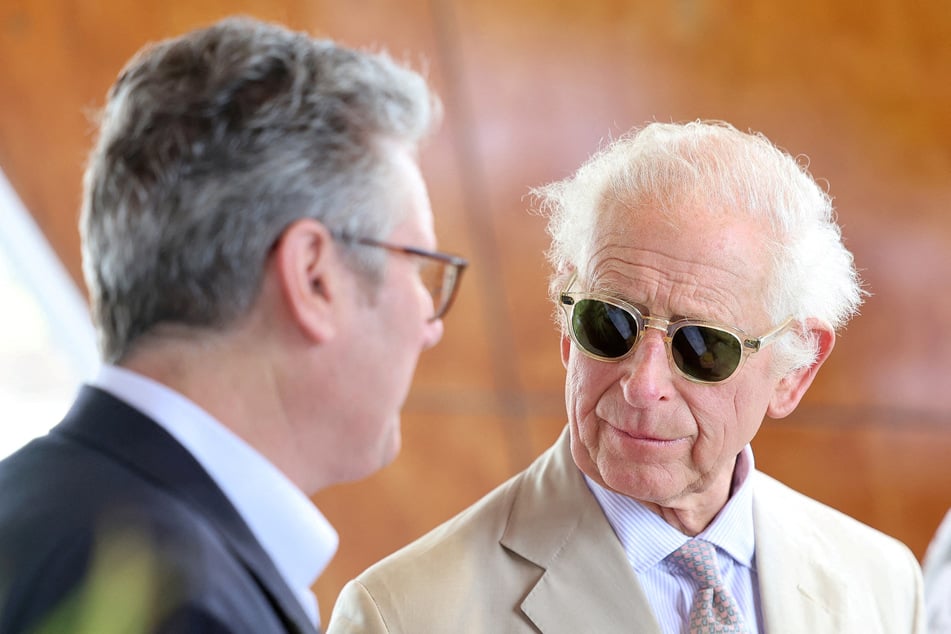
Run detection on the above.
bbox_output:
[559,273,792,384]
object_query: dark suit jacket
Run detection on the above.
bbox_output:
[0,386,317,633]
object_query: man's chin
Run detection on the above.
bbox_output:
[377,422,402,470]
[333,419,402,485]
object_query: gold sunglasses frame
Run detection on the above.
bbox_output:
[559,273,793,384]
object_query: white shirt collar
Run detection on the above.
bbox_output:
[586,445,756,572]
[91,364,338,628]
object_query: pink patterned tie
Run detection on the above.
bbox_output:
[669,539,747,633]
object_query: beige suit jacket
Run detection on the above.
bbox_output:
[328,427,925,633]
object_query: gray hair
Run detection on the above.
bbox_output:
[534,120,865,373]
[80,16,440,363]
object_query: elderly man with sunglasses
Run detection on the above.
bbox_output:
[329,121,924,633]
[0,17,467,633]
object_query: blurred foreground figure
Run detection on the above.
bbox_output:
[0,15,465,633]
[329,121,923,633]
[924,509,951,633]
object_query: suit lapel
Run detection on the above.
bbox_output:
[57,386,316,634]
[753,472,846,632]
[501,428,662,634]
[498,433,852,632]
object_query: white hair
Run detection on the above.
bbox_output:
[534,120,866,373]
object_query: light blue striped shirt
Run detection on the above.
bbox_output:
[586,446,763,634]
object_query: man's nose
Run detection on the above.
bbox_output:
[422,316,444,350]
[619,327,674,404]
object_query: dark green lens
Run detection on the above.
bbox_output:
[572,299,639,359]
[670,325,742,382]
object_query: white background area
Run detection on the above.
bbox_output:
[0,168,98,459]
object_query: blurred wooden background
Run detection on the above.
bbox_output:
[1,0,949,616]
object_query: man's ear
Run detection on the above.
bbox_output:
[561,333,571,369]
[271,218,338,343]
[767,319,836,419]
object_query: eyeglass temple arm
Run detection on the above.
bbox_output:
[745,317,795,351]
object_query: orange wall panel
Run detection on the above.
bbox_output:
[1,0,948,614]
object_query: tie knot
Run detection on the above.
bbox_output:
[670,539,723,589]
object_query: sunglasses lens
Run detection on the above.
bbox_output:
[571,299,640,359]
[670,326,743,382]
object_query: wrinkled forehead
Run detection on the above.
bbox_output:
[587,196,776,299]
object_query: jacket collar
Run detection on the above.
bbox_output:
[57,385,317,634]
[753,472,846,631]
[499,427,848,632]
[500,427,662,633]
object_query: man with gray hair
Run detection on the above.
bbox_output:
[329,121,924,633]
[0,16,465,633]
